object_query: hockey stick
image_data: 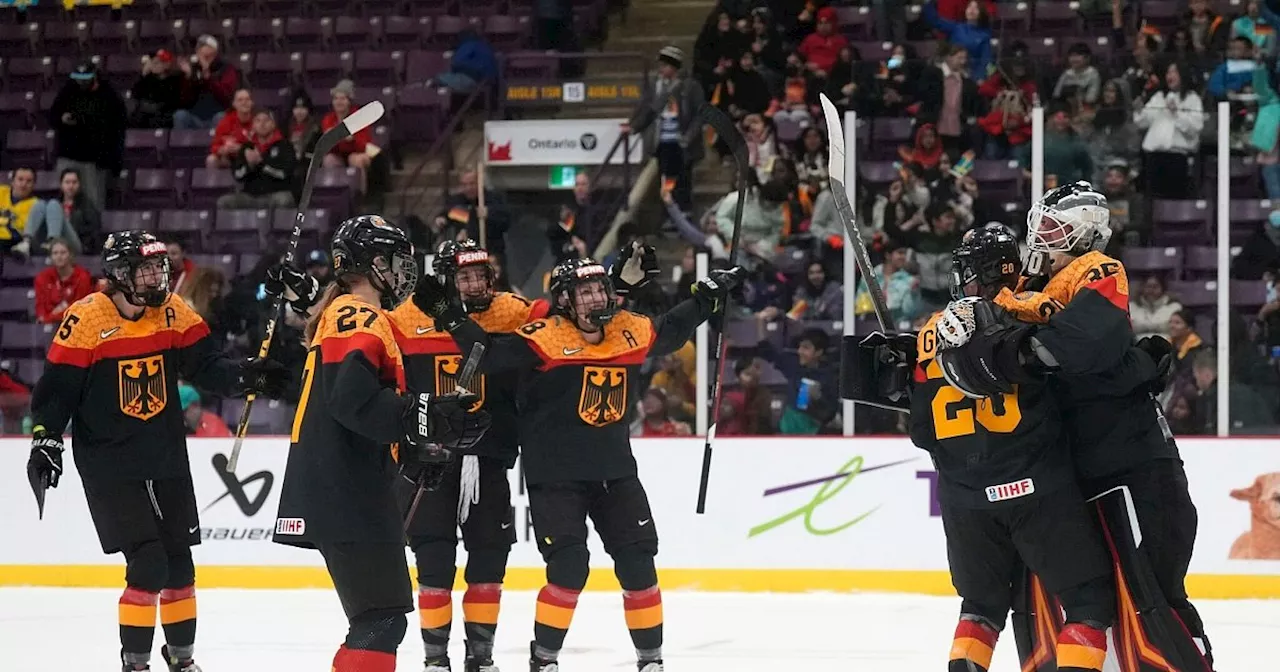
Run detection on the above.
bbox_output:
[225,101,386,474]
[404,341,486,531]
[819,94,893,333]
[695,104,748,515]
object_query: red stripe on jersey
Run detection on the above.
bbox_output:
[176,321,211,348]
[48,329,206,367]
[47,342,92,368]
[320,332,388,369]
[913,362,928,383]
[1085,276,1129,312]
[538,348,649,371]
[397,335,460,356]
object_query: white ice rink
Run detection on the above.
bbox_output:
[0,588,1273,670]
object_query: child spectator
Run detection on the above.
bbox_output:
[797,7,848,79]
[33,237,92,324]
[1054,43,1103,108]
[1208,36,1261,100]
[631,388,693,437]
[744,114,780,183]
[793,127,829,191]
[790,261,844,320]
[899,124,945,171]
[1099,162,1150,249]
[1042,103,1095,188]
[922,0,993,82]
[1232,0,1275,59]
[761,328,838,435]
[979,88,1033,162]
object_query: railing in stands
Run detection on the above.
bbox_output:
[397,82,490,220]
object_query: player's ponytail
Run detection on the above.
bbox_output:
[304,281,348,343]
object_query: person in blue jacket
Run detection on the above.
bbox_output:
[923,0,993,82]
[437,29,498,94]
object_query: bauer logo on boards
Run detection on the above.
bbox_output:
[275,518,306,535]
[985,478,1035,502]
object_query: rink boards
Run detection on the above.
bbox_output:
[2,437,1278,598]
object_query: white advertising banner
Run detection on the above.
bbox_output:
[1,438,1277,594]
[483,118,643,166]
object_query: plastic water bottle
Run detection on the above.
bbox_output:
[796,378,815,411]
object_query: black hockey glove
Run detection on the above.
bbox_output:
[238,357,291,398]
[28,426,64,490]
[610,241,660,297]
[264,262,320,315]
[411,273,467,331]
[402,391,492,452]
[936,301,1035,398]
[397,442,452,492]
[691,266,746,313]
[1135,335,1175,394]
[840,332,918,409]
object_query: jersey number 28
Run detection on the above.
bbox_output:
[925,360,1022,439]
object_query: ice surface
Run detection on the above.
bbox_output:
[0,588,1273,670]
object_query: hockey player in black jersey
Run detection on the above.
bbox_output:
[272,215,492,672]
[931,183,1215,671]
[26,230,291,672]
[413,255,743,672]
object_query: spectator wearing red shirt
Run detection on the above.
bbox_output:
[633,388,692,437]
[936,0,997,23]
[797,7,848,78]
[180,384,232,437]
[167,238,196,293]
[206,88,254,170]
[322,80,374,172]
[175,34,242,130]
[33,237,93,324]
[0,359,31,434]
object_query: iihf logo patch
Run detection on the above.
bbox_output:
[275,518,306,535]
[986,478,1035,502]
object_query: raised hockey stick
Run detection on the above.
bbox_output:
[225,101,386,474]
[404,342,486,531]
[695,104,748,515]
[819,94,893,333]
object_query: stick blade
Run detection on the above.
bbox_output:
[343,100,385,135]
[27,464,47,520]
[819,94,846,184]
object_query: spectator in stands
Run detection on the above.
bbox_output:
[773,58,816,128]
[694,11,748,86]
[1233,0,1276,59]
[286,90,322,169]
[743,262,791,322]
[730,53,774,121]
[1042,103,1095,188]
[720,357,775,436]
[30,168,101,255]
[439,169,512,256]
[665,188,730,260]
[743,114,779,182]
[167,239,196,293]
[1208,36,1261,101]
[322,80,375,173]
[649,345,696,422]
[1054,43,1103,109]
[750,7,786,79]
[626,46,706,213]
[763,328,838,435]
[129,49,183,129]
[1169,309,1208,388]
[437,28,498,95]
[33,238,92,324]
[917,44,982,157]
[1166,393,1199,435]
[899,124,945,173]
[304,249,333,291]
[978,41,1037,103]
[979,88,1032,163]
[50,62,126,212]
[935,0,997,23]
[922,0,993,82]
[793,127,829,189]
[1183,0,1230,58]
[179,266,230,338]
[871,43,919,117]
[0,167,41,260]
[788,261,844,321]
[631,388,692,437]
[888,202,961,308]
[1193,349,1276,434]
[1235,209,1280,280]
[825,45,866,115]
[0,359,32,435]
[716,171,794,262]
[797,7,847,80]
[1251,62,1280,199]
[1099,161,1148,248]
[218,109,297,210]
[175,34,241,130]
[1131,275,1182,341]
[871,0,909,43]
[179,384,232,437]
[859,242,924,327]
[1085,80,1142,183]
[869,180,919,236]
[207,88,254,170]
[550,172,603,257]
[1136,62,1204,198]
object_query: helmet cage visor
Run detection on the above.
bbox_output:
[1026,202,1110,254]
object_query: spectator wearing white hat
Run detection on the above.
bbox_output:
[175,34,242,130]
[623,46,707,213]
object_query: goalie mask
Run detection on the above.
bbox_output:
[433,239,494,312]
[1026,181,1111,255]
[331,215,418,310]
[952,223,1021,299]
[550,257,618,330]
[102,230,172,308]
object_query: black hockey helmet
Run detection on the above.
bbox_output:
[330,214,418,310]
[433,238,494,312]
[549,257,618,329]
[102,230,171,308]
[951,223,1021,299]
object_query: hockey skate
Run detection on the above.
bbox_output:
[120,649,149,671]
[423,654,451,672]
[637,662,664,672]
[464,656,500,672]
[160,645,202,672]
[528,642,559,672]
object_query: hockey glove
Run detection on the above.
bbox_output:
[610,241,660,296]
[937,297,982,349]
[265,262,320,316]
[936,302,1034,398]
[398,443,452,492]
[1136,335,1175,394]
[238,357,291,398]
[411,273,467,331]
[28,426,63,489]
[840,331,918,408]
[402,391,492,452]
[691,266,746,313]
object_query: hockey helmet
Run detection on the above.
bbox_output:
[102,230,171,308]
[1026,180,1111,255]
[549,257,618,329]
[952,223,1021,299]
[433,238,494,312]
[330,215,418,310]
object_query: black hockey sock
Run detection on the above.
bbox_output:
[623,586,663,662]
[417,586,452,660]
[118,586,158,664]
[533,583,580,660]
[948,617,998,672]
[461,583,501,661]
[159,585,197,661]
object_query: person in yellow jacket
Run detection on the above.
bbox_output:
[1,167,42,257]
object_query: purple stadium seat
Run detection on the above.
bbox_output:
[404,50,448,84]
[166,0,211,19]
[90,21,133,54]
[459,0,502,18]
[304,51,349,88]
[483,15,531,50]
[0,22,38,57]
[1141,0,1181,32]
[102,210,156,233]
[235,18,280,53]
[353,50,403,86]
[252,87,287,113]
[32,171,60,200]
[407,0,452,17]
[371,124,391,150]
[189,252,242,278]
[1183,245,1242,279]
[1153,199,1213,226]
[332,16,374,50]
[971,160,1021,200]
[158,209,213,251]
[397,86,449,142]
[0,322,56,356]
[18,3,65,23]
[859,161,899,189]
[1205,156,1261,198]
[773,246,810,277]
[43,22,88,56]
[851,41,893,62]
[1168,280,1217,308]
[105,54,144,92]
[909,40,939,61]
[383,16,429,50]
[214,209,269,253]
[132,168,183,209]
[774,116,805,145]
[263,0,306,17]
[16,358,45,385]
[870,118,913,159]
[1034,2,1081,35]
[505,52,556,80]
[252,51,299,89]
[185,19,230,51]
[431,15,469,47]
[355,87,394,115]
[239,253,263,274]
[221,398,297,434]
[0,287,35,319]
[273,208,331,249]
[2,129,46,169]
[285,18,325,51]
[137,20,178,53]
[0,93,34,136]
[188,169,236,209]
[1231,280,1268,308]
[1023,37,1061,60]
[218,0,259,19]
[169,129,215,168]
[1230,198,1273,226]
[312,0,353,15]
[994,3,1030,32]
[835,6,874,39]
[1121,246,1182,276]
[7,57,54,93]
[1,259,42,282]
[72,3,117,22]
[125,129,169,169]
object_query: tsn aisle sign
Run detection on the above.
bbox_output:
[1,438,1278,597]
[484,119,643,167]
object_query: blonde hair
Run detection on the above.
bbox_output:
[179,266,226,320]
[304,281,347,343]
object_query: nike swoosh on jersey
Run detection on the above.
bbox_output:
[563,347,584,355]
[416,326,435,334]
[100,327,121,339]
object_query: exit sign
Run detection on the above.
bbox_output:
[549,165,580,189]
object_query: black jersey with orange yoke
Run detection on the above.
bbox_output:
[274,294,410,550]
[390,292,548,466]
[909,312,1075,509]
[31,292,243,482]
[444,299,710,485]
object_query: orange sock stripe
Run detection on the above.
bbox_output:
[159,597,197,625]
[624,604,664,630]
[535,585,580,631]
[950,637,995,669]
[1057,643,1107,670]
[119,603,157,628]
[160,585,196,602]
[419,604,452,630]
[462,602,500,626]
